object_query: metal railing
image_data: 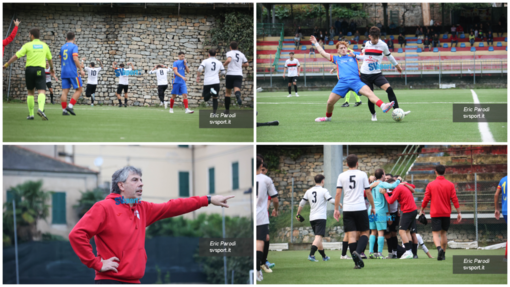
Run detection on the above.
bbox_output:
[257,23,284,38]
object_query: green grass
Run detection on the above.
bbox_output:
[260,249,507,284]
[256,89,507,142]
[3,103,253,142]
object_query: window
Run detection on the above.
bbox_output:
[179,171,190,197]
[52,192,66,224]
[232,162,239,190]
[209,167,215,194]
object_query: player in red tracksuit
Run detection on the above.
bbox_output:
[3,19,20,56]
[69,166,233,283]
[420,164,462,261]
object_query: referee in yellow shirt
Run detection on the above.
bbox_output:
[4,28,55,120]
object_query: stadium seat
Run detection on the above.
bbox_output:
[417,39,422,44]
[347,32,352,36]
[390,35,394,40]
[353,44,358,50]
[497,42,502,47]
[433,48,439,52]
[460,43,466,48]
[451,47,456,52]
[479,42,484,47]
[460,33,465,39]
[347,40,351,45]
[301,46,306,50]
[417,48,422,53]
[489,46,494,52]
[363,40,367,44]
[443,43,448,48]
[329,41,333,45]
[470,47,476,52]
[442,34,448,39]
[398,48,403,53]
[505,37,507,42]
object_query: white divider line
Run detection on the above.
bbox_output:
[470,89,495,142]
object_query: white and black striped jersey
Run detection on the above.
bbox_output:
[356,40,398,74]
[256,173,278,226]
[149,67,172,86]
[284,58,300,77]
[84,67,103,85]
[198,57,225,85]
[300,186,334,221]
[45,68,52,83]
[337,169,370,211]
[387,188,399,213]
[226,50,248,76]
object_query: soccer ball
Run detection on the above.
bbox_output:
[392,108,405,122]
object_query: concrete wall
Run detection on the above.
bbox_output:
[3,4,253,107]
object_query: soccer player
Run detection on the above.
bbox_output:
[45,61,59,104]
[352,26,410,121]
[494,175,507,261]
[3,19,20,56]
[261,163,276,271]
[334,154,375,269]
[3,28,54,120]
[81,58,104,107]
[224,41,249,110]
[197,49,226,115]
[283,52,300,97]
[330,60,362,107]
[256,156,279,281]
[367,169,400,259]
[112,61,134,107]
[309,36,394,122]
[420,165,462,261]
[148,64,172,108]
[171,52,194,114]
[379,178,418,259]
[60,32,85,116]
[297,174,334,262]
[393,232,434,258]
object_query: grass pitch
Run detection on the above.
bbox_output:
[260,249,507,284]
[256,89,507,142]
[3,103,253,142]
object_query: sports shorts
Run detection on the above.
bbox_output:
[310,219,326,237]
[86,84,97,97]
[431,217,450,232]
[360,72,389,91]
[62,77,83,90]
[226,75,243,89]
[46,82,52,89]
[202,84,220,102]
[331,78,366,98]
[25,67,46,91]
[343,210,369,232]
[287,76,298,83]
[256,224,269,241]
[399,209,417,233]
[171,82,188,95]
[369,211,389,231]
[117,84,128,94]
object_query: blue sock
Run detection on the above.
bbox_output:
[369,235,376,253]
[378,236,385,253]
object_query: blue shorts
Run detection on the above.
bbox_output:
[171,83,188,95]
[62,77,83,89]
[369,212,388,231]
[504,214,507,223]
[331,78,366,98]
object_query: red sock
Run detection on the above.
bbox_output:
[326,112,332,117]
[170,99,175,108]
[183,99,188,109]
[70,98,77,105]
[376,100,383,107]
[61,102,67,109]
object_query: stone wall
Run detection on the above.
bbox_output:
[263,145,407,212]
[3,4,253,107]
[363,3,443,27]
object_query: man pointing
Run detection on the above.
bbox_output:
[69,166,234,283]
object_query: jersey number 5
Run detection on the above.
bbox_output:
[236,53,240,62]
[349,175,356,189]
[63,50,68,60]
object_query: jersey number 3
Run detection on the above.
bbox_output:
[312,191,317,203]
[211,62,216,71]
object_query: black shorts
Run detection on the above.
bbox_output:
[202,84,220,102]
[86,84,97,97]
[117,84,129,94]
[46,82,52,89]
[431,217,451,232]
[343,210,369,232]
[360,72,389,91]
[256,224,269,241]
[310,219,326,237]
[399,210,417,233]
[385,211,400,233]
[158,85,168,94]
[25,67,46,91]
[225,75,243,89]
[287,76,298,83]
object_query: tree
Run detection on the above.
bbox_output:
[206,11,253,61]
[73,188,107,219]
[3,180,52,246]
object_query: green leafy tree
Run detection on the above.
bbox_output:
[73,188,107,219]
[3,180,52,246]
[206,11,253,61]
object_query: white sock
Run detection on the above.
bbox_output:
[68,103,74,108]
[326,117,331,120]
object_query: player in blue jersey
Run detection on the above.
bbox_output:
[495,175,507,260]
[309,36,394,122]
[59,32,85,116]
[170,52,194,114]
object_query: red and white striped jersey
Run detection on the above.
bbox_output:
[356,40,398,75]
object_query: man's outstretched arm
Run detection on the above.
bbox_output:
[309,35,331,60]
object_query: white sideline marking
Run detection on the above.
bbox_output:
[470,89,495,142]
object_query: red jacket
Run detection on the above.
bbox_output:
[421,176,460,217]
[69,193,209,283]
[384,183,417,213]
[3,26,18,56]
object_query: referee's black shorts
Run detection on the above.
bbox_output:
[343,210,369,232]
[25,67,46,91]
[360,72,389,91]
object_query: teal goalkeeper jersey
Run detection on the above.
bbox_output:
[368,180,400,214]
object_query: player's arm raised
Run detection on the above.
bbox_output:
[112,61,117,70]
[310,35,331,60]
[81,57,86,69]
[97,58,103,70]
[128,62,134,70]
